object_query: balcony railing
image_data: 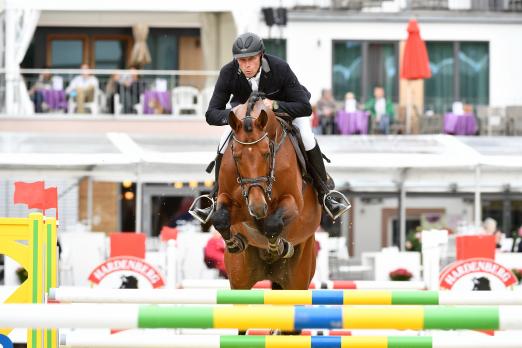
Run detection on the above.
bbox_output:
[331,0,522,12]
[0,68,219,117]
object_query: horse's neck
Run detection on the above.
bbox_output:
[266,113,283,140]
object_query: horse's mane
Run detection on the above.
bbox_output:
[243,91,267,133]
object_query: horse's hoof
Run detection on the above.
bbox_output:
[264,215,284,239]
[226,233,248,253]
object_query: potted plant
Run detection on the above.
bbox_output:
[389,268,413,281]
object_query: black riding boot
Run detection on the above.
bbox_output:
[189,154,222,223]
[307,143,350,220]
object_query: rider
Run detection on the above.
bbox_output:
[190,32,350,223]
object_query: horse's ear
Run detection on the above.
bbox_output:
[228,110,241,132]
[256,109,269,130]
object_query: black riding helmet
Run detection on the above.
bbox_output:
[232,32,265,59]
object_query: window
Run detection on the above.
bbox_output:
[93,37,130,69]
[333,41,362,101]
[333,41,398,102]
[425,41,489,112]
[47,35,88,68]
[425,42,454,112]
[264,39,286,60]
[459,42,489,105]
[145,34,178,70]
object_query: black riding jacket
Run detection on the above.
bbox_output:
[205,54,312,126]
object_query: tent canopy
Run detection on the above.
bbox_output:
[1,132,522,192]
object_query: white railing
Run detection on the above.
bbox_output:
[0,68,220,117]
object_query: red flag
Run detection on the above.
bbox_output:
[44,187,58,210]
[14,181,45,208]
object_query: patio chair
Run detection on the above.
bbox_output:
[171,86,201,116]
[506,105,522,135]
[68,86,102,114]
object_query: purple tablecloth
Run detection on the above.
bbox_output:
[443,113,478,135]
[40,89,67,111]
[336,110,370,135]
[143,91,172,114]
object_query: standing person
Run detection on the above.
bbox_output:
[190,32,350,223]
[66,63,99,113]
[316,88,337,135]
[365,86,394,134]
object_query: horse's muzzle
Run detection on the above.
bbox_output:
[248,201,268,220]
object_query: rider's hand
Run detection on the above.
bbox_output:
[263,99,273,110]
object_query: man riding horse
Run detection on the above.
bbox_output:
[190,32,350,223]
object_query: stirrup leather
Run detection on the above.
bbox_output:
[188,194,215,224]
[323,190,351,221]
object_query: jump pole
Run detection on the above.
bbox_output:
[179,279,427,290]
[49,288,522,306]
[59,334,522,348]
[0,304,520,331]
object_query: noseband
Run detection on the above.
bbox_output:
[231,116,287,210]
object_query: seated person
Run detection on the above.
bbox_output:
[344,92,358,112]
[120,67,145,114]
[66,63,99,113]
[316,88,337,135]
[365,86,394,134]
[29,69,53,113]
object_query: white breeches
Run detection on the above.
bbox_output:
[218,116,316,154]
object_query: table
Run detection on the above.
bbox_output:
[443,113,478,135]
[335,110,370,135]
[143,91,172,114]
[39,89,67,112]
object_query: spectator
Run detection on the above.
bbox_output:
[105,72,121,114]
[365,86,394,134]
[29,69,53,113]
[517,226,522,253]
[66,63,99,113]
[481,217,503,248]
[120,67,145,114]
[344,92,358,112]
[204,228,227,278]
[316,88,337,135]
[311,104,322,135]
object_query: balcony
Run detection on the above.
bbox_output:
[0,68,222,135]
[330,0,522,12]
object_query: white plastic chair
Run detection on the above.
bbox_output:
[171,86,201,116]
[68,86,101,114]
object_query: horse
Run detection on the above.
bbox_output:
[211,92,322,290]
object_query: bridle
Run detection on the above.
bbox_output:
[231,115,287,214]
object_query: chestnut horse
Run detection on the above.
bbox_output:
[211,93,321,290]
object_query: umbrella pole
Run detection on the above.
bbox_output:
[406,81,411,134]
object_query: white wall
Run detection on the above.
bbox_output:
[353,196,472,258]
[285,19,522,106]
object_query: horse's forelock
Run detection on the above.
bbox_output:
[243,116,253,132]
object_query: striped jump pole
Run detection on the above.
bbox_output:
[180,279,427,290]
[59,334,522,348]
[50,288,522,305]
[1,304,521,330]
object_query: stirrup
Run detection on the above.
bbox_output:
[323,190,351,221]
[188,194,215,224]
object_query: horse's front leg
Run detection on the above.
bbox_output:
[264,194,299,258]
[211,193,247,253]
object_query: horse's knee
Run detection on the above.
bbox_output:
[211,208,231,239]
[264,213,284,239]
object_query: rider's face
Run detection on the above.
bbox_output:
[237,54,261,78]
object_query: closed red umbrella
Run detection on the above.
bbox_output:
[400,19,431,136]
[401,19,431,80]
